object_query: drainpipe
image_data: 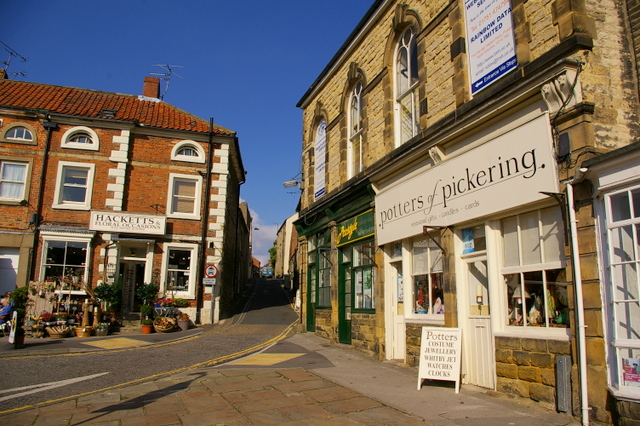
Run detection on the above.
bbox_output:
[565,167,589,426]
[28,118,57,282]
[196,117,215,325]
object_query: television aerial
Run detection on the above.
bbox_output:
[1,40,27,79]
[150,64,184,100]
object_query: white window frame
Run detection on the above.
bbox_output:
[0,160,29,201]
[170,140,205,164]
[61,126,100,151]
[52,161,95,210]
[394,27,420,147]
[601,184,640,398]
[348,82,363,179]
[160,242,198,298]
[167,173,202,220]
[39,234,91,287]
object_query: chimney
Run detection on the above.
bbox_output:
[142,77,160,98]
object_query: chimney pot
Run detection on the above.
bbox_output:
[143,77,160,98]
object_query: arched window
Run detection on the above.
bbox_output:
[395,27,420,146]
[314,120,327,201]
[6,126,33,142]
[171,140,205,163]
[1,123,37,145]
[348,82,363,178]
[62,126,99,151]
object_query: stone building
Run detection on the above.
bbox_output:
[294,0,640,423]
[0,74,247,324]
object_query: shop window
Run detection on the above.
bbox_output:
[308,232,331,308]
[52,161,95,210]
[171,140,205,164]
[395,27,420,146]
[162,244,197,297]
[411,235,443,315]
[350,241,375,310]
[167,173,202,219]
[348,81,363,178]
[42,239,89,284]
[501,207,568,328]
[0,160,28,200]
[61,126,99,151]
[603,185,640,392]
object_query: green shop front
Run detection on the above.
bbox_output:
[297,182,383,356]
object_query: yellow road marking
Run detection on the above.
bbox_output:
[81,337,151,349]
[227,353,304,366]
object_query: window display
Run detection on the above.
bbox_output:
[412,236,443,315]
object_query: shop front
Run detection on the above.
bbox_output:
[375,106,572,397]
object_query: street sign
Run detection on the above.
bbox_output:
[203,278,216,286]
[205,264,218,278]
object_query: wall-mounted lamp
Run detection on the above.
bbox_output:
[283,180,300,188]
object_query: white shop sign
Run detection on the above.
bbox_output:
[89,211,166,235]
[418,327,462,393]
[375,114,558,245]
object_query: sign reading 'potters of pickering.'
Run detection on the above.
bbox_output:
[90,211,166,235]
[418,327,462,393]
[336,210,375,247]
[375,114,558,245]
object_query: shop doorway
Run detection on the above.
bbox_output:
[120,261,145,313]
[338,254,352,344]
[387,260,405,360]
[462,255,496,389]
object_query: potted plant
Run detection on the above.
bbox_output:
[140,304,153,320]
[10,286,29,346]
[137,283,159,306]
[177,312,190,331]
[94,322,109,336]
[141,318,154,334]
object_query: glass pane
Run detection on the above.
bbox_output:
[63,167,88,184]
[46,241,66,265]
[167,270,188,291]
[174,179,196,197]
[173,197,195,214]
[44,265,63,281]
[66,241,87,266]
[431,272,443,314]
[399,94,415,142]
[0,182,24,198]
[521,211,542,265]
[430,241,442,272]
[616,300,640,340]
[168,249,190,270]
[613,263,639,302]
[354,269,363,309]
[612,191,632,222]
[414,274,429,314]
[506,273,523,326]
[611,226,635,264]
[633,189,640,218]
[503,215,520,267]
[546,269,569,328]
[397,48,409,94]
[523,270,544,326]
[2,163,26,181]
[541,207,564,263]
[468,259,489,307]
[413,240,429,274]
[62,186,86,202]
[621,349,640,388]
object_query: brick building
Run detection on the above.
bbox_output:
[0,74,248,324]
[294,0,640,423]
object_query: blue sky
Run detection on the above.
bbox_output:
[1,0,373,264]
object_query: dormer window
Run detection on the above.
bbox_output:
[171,141,205,164]
[62,126,99,151]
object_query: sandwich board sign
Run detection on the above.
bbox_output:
[418,327,462,393]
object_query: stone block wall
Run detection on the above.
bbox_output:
[351,313,380,358]
[314,309,335,342]
[495,336,571,409]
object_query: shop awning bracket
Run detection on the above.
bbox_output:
[422,226,446,254]
[318,247,333,265]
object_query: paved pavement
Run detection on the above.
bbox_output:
[0,327,581,425]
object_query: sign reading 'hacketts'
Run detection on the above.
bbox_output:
[89,211,166,235]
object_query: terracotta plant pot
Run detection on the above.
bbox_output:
[141,325,153,334]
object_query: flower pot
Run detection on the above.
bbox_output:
[141,325,153,334]
[94,328,108,337]
[177,320,189,331]
[76,327,92,338]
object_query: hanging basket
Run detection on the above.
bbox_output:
[153,317,176,333]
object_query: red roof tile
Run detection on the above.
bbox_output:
[0,79,234,136]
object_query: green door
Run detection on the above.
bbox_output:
[306,264,316,332]
[338,248,352,344]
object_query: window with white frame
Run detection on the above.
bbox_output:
[501,206,569,329]
[603,185,640,392]
[53,161,95,210]
[171,141,205,164]
[6,126,33,142]
[0,160,28,200]
[163,244,197,297]
[61,126,99,151]
[348,82,363,178]
[395,27,420,146]
[411,235,444,315]
[167,173,202,219]
[41,238,90,284]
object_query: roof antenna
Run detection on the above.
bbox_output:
[150,64,184,100]
[0,40,27,79]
